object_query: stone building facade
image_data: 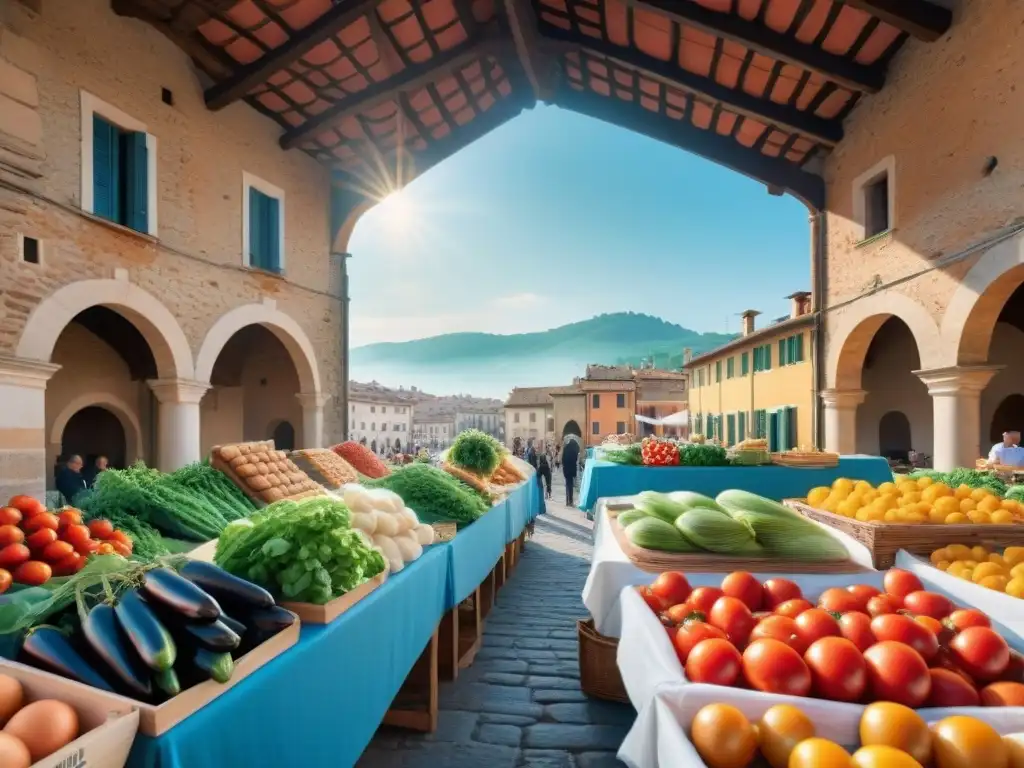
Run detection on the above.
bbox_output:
[0,0,343,499]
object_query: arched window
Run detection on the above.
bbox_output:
[878,411,912,462]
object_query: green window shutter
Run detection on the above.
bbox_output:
[778,409,789,452]
[93,115,120,222]
[727,358,734,378]
[795,333,804,363]
[727,414,736,445]
[738,411,746,441]
[788,407,798,449]
[764,345,772,370]
[779,339,787,366]
[122,131,148,233]
[715,361,721,382]
[249,187,265,268]
[265,195,281,272]
[753,347,760,372]
[769,411,780,452]
[741,352,749,376]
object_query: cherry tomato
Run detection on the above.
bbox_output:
[110,541,132,558]
[709,596,756,647]
[818,587,867,614]
[721,571,763,612]
[6,495,45,518]
[685,638,742,686]
[72,536,100,556]
[838,611,876,652]
[775,598,814,619]
[97,542,115,555]
[762,578,802,609]
[847,584,881,604]
[742,638,812,697]
[863,641,931,707]
[109,530,133,549]
[0,508,21,527]
[56,508,83,529]
[25,528,57,551]
[0,526,24,548]
[62,523,91,546]
[12,560,51,586]
[638,586,670,613]
[804,636,867,702]
[950,627,1010,681]
[672,621,727,665]
[870,614,939,661]
[0,569,11,594]
[87,519,115,540]
[884,569,924,601]
[41,540,74,563]
[750,615,806,653]
[688,586,725,615]
[22,513,59,534]
[649,572,691,607]
[979,680,1024,707]
[902,590,954,620]
[866,594,902,617]
[0,544,31,570]
[789,738,852,768]
[945,609,991,632]
[664,603,702,626]
[51,552,85,577]
[794,608,841,646]
[926,668,981,707]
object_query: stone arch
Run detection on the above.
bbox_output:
[942,234,1024,366]
[16,277,194,379]
[332,199,377,254]
[195,301,321,394]
[562,420,583,438]
[50,392,143,466]
[826,292,942,390]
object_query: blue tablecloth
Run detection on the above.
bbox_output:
[506,479,543,543]
[578,455,893,513]
[447,502,507,607]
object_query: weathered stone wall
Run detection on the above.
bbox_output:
[0,0,345,440]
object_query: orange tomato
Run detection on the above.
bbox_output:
[884,569,924,601]
[932,716,1009,768]
[12,561,51,586]
[839,612,876,652]
[804,636,867,702]
[109,530,133,549]
[0,526,24,548]
[56,509,83,529]
[927,668,981,708]
[0,508,21,527]
[0,569,11,594]
[915,615,944,635]
[794,608,842,646]
[902,590,954,620]
[859,702,932,765]
[867,594,902,617]
[685,638,743,686]
[743,638,812,696]
[788,738,853,768]
[61,524,91,547]
[946,609,991,632]
[97,542,115,555]
[980,681,1024,707]
[757,704,815,768]
[863,641,931,708]
[850,745,924,768]
[110,541,132,558]
[690,703,757,768]
[22,513,58,534]
[819,588,867,614]
[721,571,764,611]
[762,578,802,609]
[750,615,806,653]
[775,598,814,619]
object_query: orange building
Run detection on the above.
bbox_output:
[581,365,688,446]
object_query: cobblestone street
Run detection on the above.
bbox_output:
[359,481,634,767]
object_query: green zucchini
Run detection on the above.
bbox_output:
[625,517,698,553]
[616,509,648,528]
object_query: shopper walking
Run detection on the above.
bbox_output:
[535,440,553,499]
[561,438,581,507]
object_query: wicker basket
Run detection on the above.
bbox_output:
[577,619,629,704]
[771,452,840,468]
[786,499,1024,570]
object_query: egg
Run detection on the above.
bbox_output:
[4,699,79,761]
[0,675,24,725]
[0,732,31,768]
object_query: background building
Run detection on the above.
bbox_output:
[412,401,456,451]
[504,387,556,448]
[348,382,415,454]
[687,294,813,450]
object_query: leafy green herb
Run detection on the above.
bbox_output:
[366,464,488,526]
[449,429,502,476]
[679,443,729,467]
[603,444,643,465]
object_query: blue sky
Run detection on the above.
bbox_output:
[348,103,810,348]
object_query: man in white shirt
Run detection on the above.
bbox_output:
[989,431,1024,467]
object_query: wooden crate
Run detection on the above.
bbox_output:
[786,499,1024,570]
[383,630,439,733]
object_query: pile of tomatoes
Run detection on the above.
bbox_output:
[641,438,680,467]
[691,700,1020,768]
[0,496,134,589]
[640,568,1024,708]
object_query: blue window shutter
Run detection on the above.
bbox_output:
[778,409,789,452]
[265,194,281,272]
[727,414,735,445]
[123,131,148,233]
[788,407,798,449]
[764,345,772,370]
[795,334,804,363]
[93,115,120,221]
[738,411,746,441]
[769,411,780,452]
[779,339,787,366]
[249,187,265,268]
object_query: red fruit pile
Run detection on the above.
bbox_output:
[638,568,1024,708]
[641,438,680,467]
[0,496,134,589]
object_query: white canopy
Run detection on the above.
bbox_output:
[633,410,689,427]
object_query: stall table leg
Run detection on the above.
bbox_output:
[495,553,506,590]
[383,629,439,733]
[457,588,482,669]
[479,564,497,619]
[437,607,460,681]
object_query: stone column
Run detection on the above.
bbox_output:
[0,355,60,501]
[148,379,210,472]
[297,393,331,449]
[916,366,1002,472]
[820,389,866,455]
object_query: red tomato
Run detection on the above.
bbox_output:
[13,560,51,586]
[794,608,841,647]
[945,609,991,632]
[818,587,866,615]
[863,641,931,707]
[672,621,727,665]
[0,508,21,527]
[41,540,74,563]
[979,681,1024,707]
[651,572,692,607]
[721,571,764,612]
[902,591,954,620]
[0,544,30,570]
[750,615,806,653]
[775,599,814,619]
[71,536,100,556]
[688,587,725,615]
[762,578,802,609]
[950,627,1010,681]
[742,638,812,697]
[870,614,939,662]
[109,530,133,549]
[709,596,756,647]
[1002,651,1024,683]
[638,586,670,613]
[87,519,115,540]
[839,612,876,652]
[56,509,83,529]
[685,638,742,686]
[884,569,924,601]
[0,526,23,548]
[0,569,11,594]
[22,513,58,534]
[25,528,57,551]
[847,584,881,605]
[804,636,867,702]
[62,524,91,547]
[927,668,981,707]
[866,594,902,617]
[664,603,700,626]
[110,541,132,558]
[7,495,44,518]
[51,552,84,577]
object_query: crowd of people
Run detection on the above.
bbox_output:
[514,436,584,507]
[54,454,108,504]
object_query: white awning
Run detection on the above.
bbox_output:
[634,410,689,427]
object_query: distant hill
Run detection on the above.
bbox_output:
[350,313,734,398]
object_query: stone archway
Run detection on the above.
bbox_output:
[270,420,296,451]
[562,420,582,438]
[50,392,143,470]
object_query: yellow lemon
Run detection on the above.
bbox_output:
[916,476,934,489]
[1007,577,1024,598]
[862,490,879,504]
[1005,547,1024,566]
[989,553,1009,567]
[837,500,857,518]
[807,487,830,507]
[968,510,992,524]
[972,562,1006,582]
[854,479,874,492]
[877,481,897,494]
[947,544,972,560]
[868,509,887,522]
[821,499,839,513]
[992,510,1015,525]
[1003,499,1020,511]
[832,477,854,493]
[954,484,974,500]
[884,510,900,522]
[980,575,1010,591]
[947,562,969,577]
[931,548,950,564]
[979,496,1002,514]
[1011,563,1024,579]
[904,512,926,524]
[933,496,959,516]
[960,568,974,581]
[877,494,898,511]
[945,512,969,524]
[971,487,992,502]
[936,560,951,572]
[972,545,990,560]
[928,507,947,524]
[959,498,978,513]
[855,509,871,522]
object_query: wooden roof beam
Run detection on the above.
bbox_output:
[539,25,843,145]
[840,1,952,42]
[279,30,508,150]
[556,85,824,210]
[204,0,381,110]
[502,0,557,101]
[628,0,884,93]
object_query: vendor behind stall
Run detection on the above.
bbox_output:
[989,431,1024,467]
